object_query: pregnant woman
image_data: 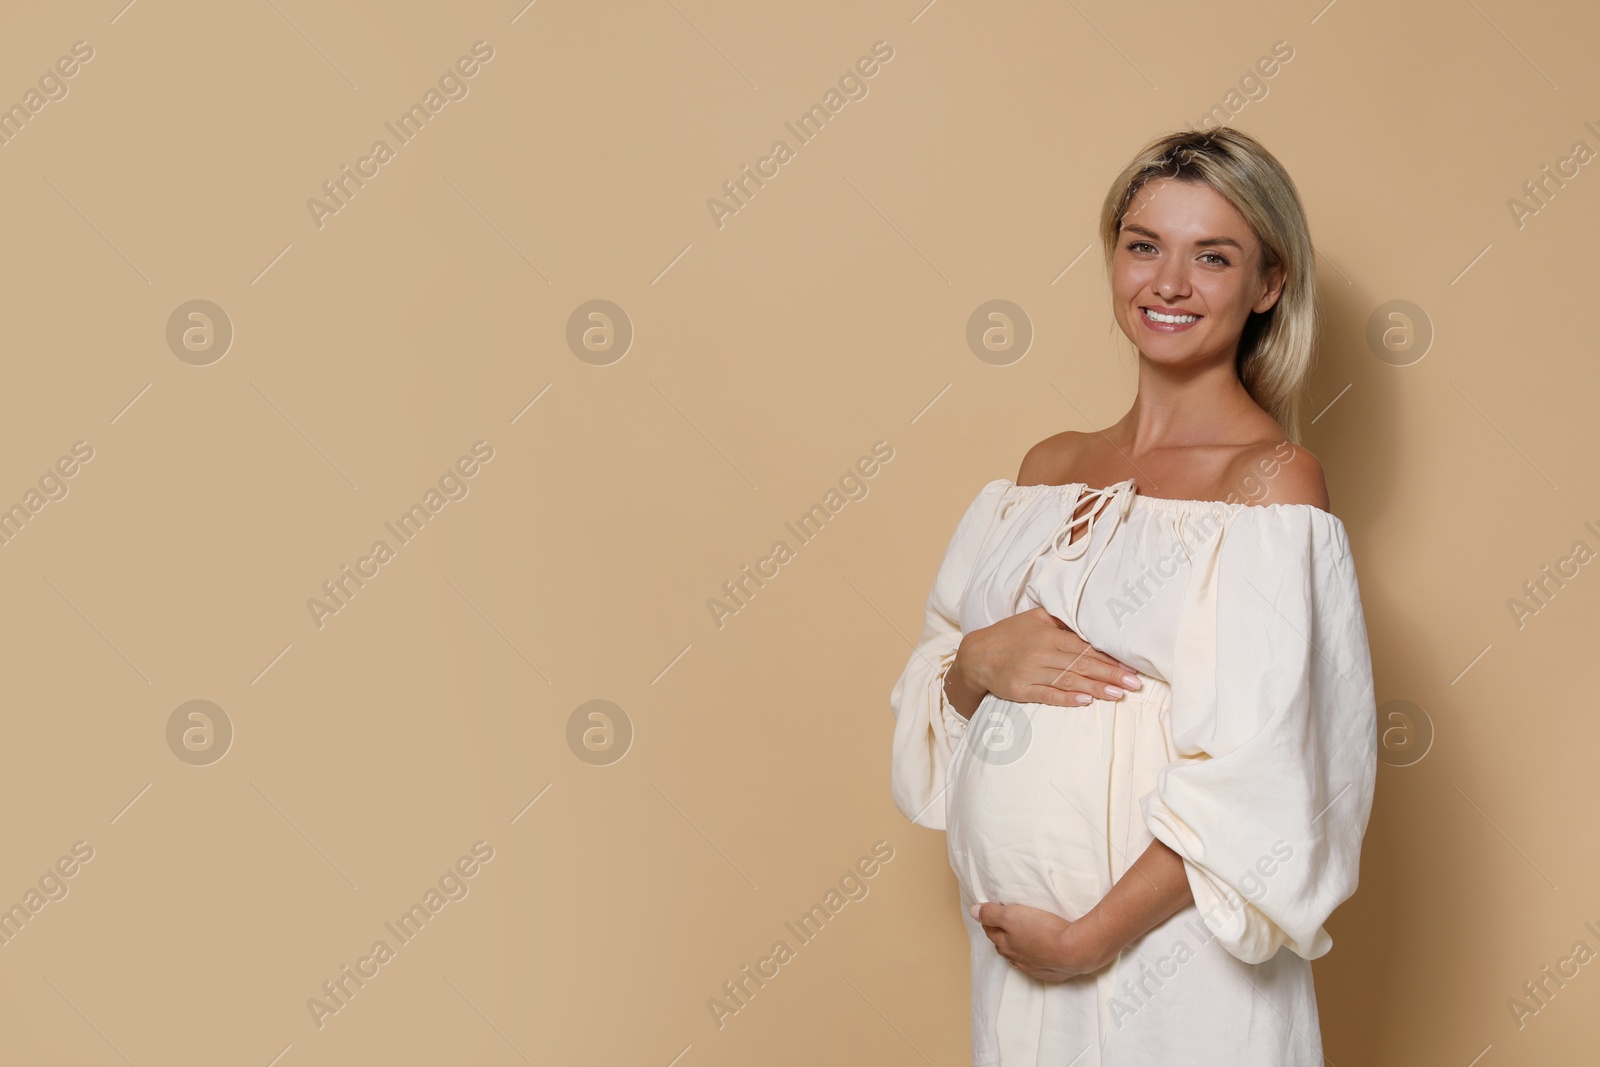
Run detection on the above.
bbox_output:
[889,127,1378,1066]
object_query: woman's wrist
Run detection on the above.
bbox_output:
[943,643,987,721]
[1061,907,1120,972]
[1063,841,1193,973]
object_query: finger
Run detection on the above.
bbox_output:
[1024,684,1095,707]
[1099,652,1143,679]
[1034,613,1138,675]
[1059,639,1134,676]
[1051,631,1137,675]
[1051,647,1142,694]
[1032,678,1126,705]
[972,901,1004,928]
[1046,646,1099,685]
[1038,660,1126,702]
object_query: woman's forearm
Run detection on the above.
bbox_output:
[1072,838,1194,968]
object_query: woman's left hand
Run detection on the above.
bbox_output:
[971,901,1112,981]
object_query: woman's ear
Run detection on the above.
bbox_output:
[1253,262,1287,314]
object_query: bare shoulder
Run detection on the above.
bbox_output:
[1225,440,1330,510]
[1016,430,1090,486]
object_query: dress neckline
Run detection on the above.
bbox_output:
[994,476,1340,518]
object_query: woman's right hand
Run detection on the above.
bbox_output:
[947,607,1142,718]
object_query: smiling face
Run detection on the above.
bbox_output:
[1111,177,1285,370]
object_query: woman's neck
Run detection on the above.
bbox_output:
[1108,352,1272,454]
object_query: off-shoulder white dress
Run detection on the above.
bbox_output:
[889,477,1377,1066]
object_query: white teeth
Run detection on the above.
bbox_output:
[1143,308,1198,324]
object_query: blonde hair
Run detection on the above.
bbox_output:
[1098,127,1318,442]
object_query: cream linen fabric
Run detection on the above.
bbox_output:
[888,477,1377,1066]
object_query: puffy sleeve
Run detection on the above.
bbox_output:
[1140,505,1378,964]
[888,479,1011,831]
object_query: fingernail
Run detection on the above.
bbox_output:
[970,904,981,919]
[1122,674,1141,689]
[1104,686,1124,699]
[1074,693,1092,705]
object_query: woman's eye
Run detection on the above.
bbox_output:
[1127,242,1229,266]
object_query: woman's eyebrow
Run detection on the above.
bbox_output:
[1121,223,1245,251]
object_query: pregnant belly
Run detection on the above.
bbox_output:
[945,682,1175,920]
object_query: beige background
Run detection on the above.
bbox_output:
[0,0,1595,1063]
